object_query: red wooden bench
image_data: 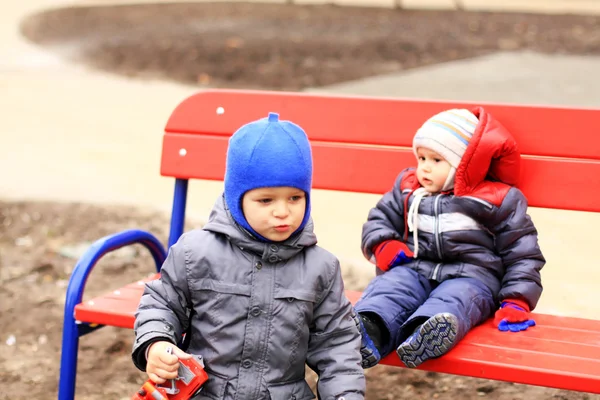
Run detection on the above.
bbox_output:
[59,89,600,399]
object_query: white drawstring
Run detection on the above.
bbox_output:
[407,187,430,258]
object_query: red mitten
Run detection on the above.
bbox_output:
[493,299,530,327]
[374,240,414,272]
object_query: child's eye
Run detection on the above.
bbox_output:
[418,156,426,161]
[434,158,442,163]
[290,195,303,202]
[258,198,272,204]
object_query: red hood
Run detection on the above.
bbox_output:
[455,106,521,195]
[401,107,521,206]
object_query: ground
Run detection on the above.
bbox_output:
[4,2,600,399]
[19,3,600,90]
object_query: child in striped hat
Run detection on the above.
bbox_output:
[353,108,545,369]
[412,108,478,193]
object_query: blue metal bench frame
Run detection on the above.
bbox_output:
[58,179,189,400]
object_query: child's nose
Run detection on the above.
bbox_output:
[273,202,289,217]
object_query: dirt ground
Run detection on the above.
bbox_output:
[5,2,600,399]
[20,2,600,91]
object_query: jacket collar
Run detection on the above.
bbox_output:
[203,194,317,262]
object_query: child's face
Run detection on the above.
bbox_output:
[416,148,452,193]
[242,186,307,242]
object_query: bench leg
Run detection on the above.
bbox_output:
[168,178,188,248]
[58,309,79,400]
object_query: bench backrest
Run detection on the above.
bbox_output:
[162,89,600,213]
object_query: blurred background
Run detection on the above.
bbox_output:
[2,0,600,399]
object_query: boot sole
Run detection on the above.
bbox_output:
[360,344,380,369]
[396,313,458,368]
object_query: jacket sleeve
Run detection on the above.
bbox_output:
[490,187,545,310]
[306,258,365,400]
[131,235,192,371]
[361,169,411,262]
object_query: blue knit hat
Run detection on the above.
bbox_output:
[224,112,313,240]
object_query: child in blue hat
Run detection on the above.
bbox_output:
[132,112,365,400]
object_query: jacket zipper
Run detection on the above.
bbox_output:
[434,194,443,260]
[433,194,444,281]
[432,263,442,281]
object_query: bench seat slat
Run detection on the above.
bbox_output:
[75,294,139,329]
[74,282,600,394]
[165,90,600,161]
[460,325,600,360]
[403,341,600,393]
[74,274,158,329]
[533,313,600,331]
[161,133,600,212]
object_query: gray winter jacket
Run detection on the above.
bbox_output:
[362,107,545,310]
[132,195,365,400]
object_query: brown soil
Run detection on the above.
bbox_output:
[7,2,600,399]
[20,2,600,91]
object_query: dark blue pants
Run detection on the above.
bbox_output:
[354,266,495,356]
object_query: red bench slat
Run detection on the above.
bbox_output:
[74,283,600,394]
[460,326,600,360]
[533,313,600,330]
[74,274,159,329]
[404,340,600,394]
[161,133,600,212]
[165,89,600,161]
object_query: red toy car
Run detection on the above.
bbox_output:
[132,351,208,400]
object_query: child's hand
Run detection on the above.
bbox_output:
[494,299,536,332]
[146,341,193,384]
[374,240,414,271]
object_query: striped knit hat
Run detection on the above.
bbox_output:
[413,109,479,190]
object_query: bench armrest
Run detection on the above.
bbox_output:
[63,229,167,319]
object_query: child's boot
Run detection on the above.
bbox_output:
[353,312,382,368]
[396,312,458,368]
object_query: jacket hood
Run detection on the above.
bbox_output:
[454,106,521,195]
[203,194,318,262]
